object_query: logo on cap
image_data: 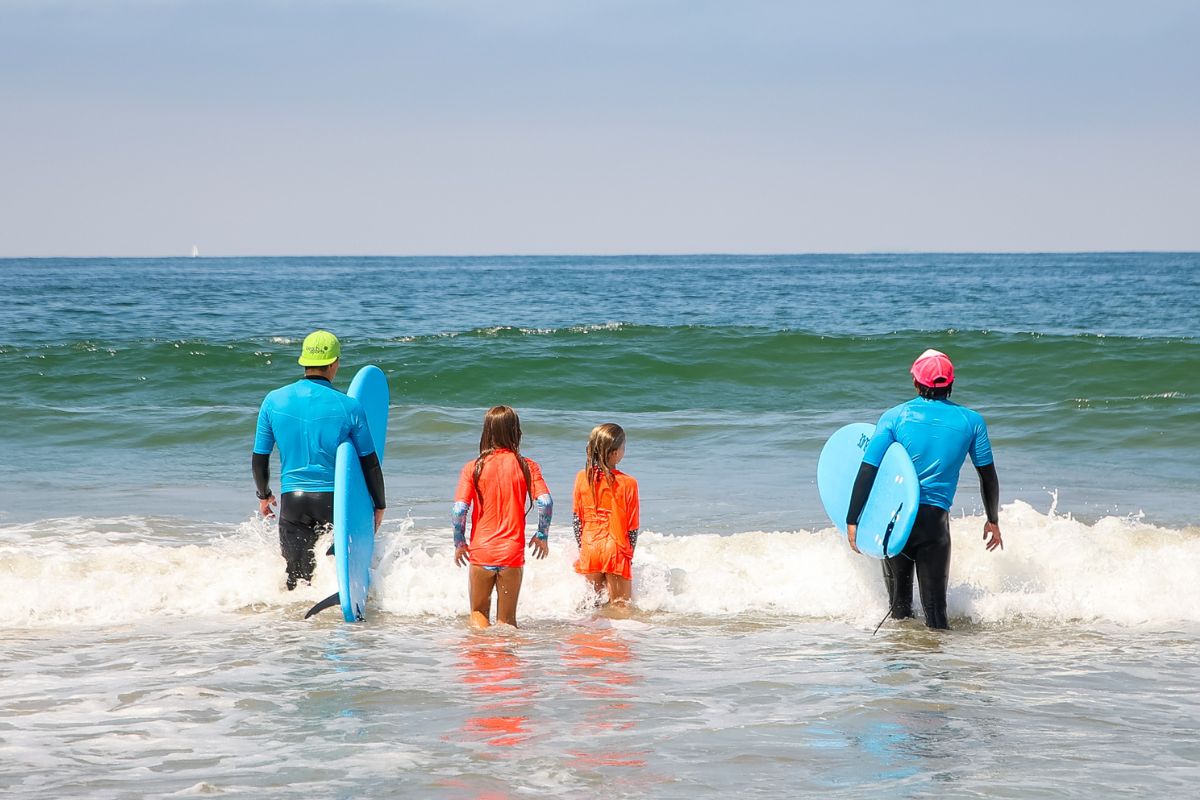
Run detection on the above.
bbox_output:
[297,330,341,366]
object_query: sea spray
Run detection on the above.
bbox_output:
[4,503,1197,629]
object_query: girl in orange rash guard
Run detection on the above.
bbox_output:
[452,406,553,627]
[573,423,640,606]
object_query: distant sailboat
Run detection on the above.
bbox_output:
[191,244,200,258]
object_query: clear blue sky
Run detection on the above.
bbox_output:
[1,0,1197,256]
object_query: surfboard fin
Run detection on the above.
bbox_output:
[304,592,340,619]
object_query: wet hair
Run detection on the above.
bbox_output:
[914,379,953,400]
[473,406,533,512]
[585,423,626,506]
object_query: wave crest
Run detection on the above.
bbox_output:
[2,504,1197,629]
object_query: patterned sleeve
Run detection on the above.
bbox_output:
[452,462,475,548]
[535,494,553,539]
[452,501,470,547]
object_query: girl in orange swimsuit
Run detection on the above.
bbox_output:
[452,406,553,627]
[572,423,640,607]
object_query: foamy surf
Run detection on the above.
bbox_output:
[2,502,1197,629]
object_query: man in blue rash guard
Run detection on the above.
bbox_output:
[845,349,1003,629]
[252,331,386,590]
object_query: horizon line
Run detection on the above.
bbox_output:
[3,249,1199,260]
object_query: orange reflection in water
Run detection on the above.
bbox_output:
[561,629,646,770]
[456,637,536,749]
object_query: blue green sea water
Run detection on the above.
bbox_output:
[1,254,1198,798]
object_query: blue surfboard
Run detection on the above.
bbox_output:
[817,422,919,559]
[304,365,389,622]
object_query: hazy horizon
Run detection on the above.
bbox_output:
[5,249,1200,261]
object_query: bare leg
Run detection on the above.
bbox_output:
[468,566,498,621]
[494,567,524,626]
[605,573,632,606]
[582,573,606,605]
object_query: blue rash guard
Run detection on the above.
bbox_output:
[253,376,376,493]
[862,397,993,510]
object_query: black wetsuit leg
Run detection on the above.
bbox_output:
[881,555,915,619]
[898,504,953,629]
[278,491,334,590]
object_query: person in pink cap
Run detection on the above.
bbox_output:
[844,349,1003,629]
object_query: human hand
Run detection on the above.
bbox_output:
[454,543,470,567]
[530,536,549,560]
[983,521,1003,551]
[847,524,860,554]
[259,496,276,519]
[374,508,385,532]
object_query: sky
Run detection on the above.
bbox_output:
[1,0,1197,256]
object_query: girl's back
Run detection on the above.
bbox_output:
[456,449,547,568]
[573,468,639,540]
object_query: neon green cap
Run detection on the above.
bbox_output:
[298,330,341,367]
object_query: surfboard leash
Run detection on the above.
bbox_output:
[879,503,902,561]
[872,504,908,636]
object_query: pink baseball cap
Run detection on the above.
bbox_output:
[911,349,955,387]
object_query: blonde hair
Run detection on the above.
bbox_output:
[473,406,533,512]
[584,423,626,505]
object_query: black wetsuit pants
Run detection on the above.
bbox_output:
[279,491,334,590]
[882,504,952,629]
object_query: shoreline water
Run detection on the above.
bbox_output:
[4,605,1198,799]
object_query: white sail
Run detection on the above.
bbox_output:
[191,245,200,258]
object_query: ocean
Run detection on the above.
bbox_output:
[1,254,1198,798]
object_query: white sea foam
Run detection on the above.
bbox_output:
[1,502,1197,629]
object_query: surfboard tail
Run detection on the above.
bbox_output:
[304,592,341,619]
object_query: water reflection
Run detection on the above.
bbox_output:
[838,630,988,786]
[560,628,647,772]
[456,635,536,749]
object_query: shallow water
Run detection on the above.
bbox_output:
[5,613,1198,799]
[2,508,1199,797]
